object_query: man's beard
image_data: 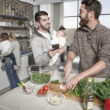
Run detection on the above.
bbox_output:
[40,24,50,32]
[79,13,89,27]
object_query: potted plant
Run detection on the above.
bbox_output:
[18,19,24,26]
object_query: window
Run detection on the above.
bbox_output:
[64,1,81,29]
[100,0,110,14]
[99,15,110,28]
[64,17,77,28]
[99,0,110,28]
[64,2,77,16]
[64,0,110,29]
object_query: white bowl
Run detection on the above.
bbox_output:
[46,92,65,106]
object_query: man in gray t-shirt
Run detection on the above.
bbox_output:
[64,0,110,90]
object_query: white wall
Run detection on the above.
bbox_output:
[33,2,64,32]
[52,3,64,30]
[33,5,39,28]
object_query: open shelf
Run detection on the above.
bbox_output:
[0,26,27,29]
[0,15,28,20]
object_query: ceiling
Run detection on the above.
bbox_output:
[20,0,81,5]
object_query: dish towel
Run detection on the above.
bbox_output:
[49,53,59,66]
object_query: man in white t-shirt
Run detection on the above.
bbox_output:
[30,11,64,66]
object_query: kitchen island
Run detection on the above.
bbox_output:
[0,70,104,110]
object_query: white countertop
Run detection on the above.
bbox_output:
[0,70,104,110]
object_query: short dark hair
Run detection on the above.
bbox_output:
[58,26,66,30]
[81,0,102,19]
[35,11,48,22]
[1,32,9,41]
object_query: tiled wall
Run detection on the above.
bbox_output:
[0,0,33,52]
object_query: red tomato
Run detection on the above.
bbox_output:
[43,91,47,96]
[104,99,110,110]
[37,89,44,96]
[43,85,49,91]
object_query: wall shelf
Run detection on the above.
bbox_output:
[0,15,28,20]
[0,26,27,30]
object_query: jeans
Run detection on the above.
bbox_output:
[5,58,20,89]
[2,53,16,65]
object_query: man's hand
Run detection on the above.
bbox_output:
[65,75,80,90]
[64,62,72,80]
[48,49,58,58]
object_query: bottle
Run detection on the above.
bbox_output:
[104,99,110,110]
[83,78,94,110]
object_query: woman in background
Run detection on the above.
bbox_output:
[1,32,21,89]
[0,33,19,70]
[1,33,32,94]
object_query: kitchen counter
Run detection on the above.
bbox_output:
[0,70,104,110]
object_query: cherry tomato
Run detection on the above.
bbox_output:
[43,85,49,91]
[43,91,47,96]
[37,89,44,96]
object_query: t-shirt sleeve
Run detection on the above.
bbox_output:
[69,31,79,55]
[98,30,110,68]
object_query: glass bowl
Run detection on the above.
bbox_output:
[29,66,53,84]
[46,92,65,106]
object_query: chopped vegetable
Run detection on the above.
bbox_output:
[65,78,110,101]
[65,78,88,98]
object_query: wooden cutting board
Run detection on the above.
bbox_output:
[47,83,104,106]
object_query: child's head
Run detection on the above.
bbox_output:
[56,26,67,47]
[56,30,66,38]
[0,33,9,41]
[56,26,66,38]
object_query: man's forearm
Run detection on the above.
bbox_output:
[77,60,107,80]
[66,51,76,64]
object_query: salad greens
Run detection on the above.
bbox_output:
[93,78,110,100]
[65,78,110,101]
[65,78,87,98]
[31,72,50,84]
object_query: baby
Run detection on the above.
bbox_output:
[0,32,19,70]
[56,29,67,48]
[49,26,67,66]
